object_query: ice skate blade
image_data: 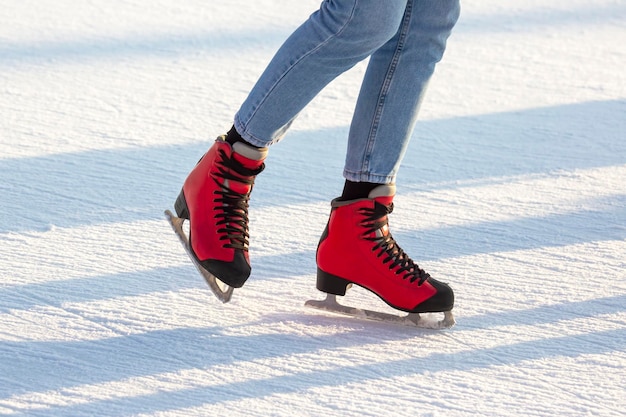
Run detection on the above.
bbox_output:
[165,210,234,303]
[305,294,455,329]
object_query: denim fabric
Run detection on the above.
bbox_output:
[234,0,460,183]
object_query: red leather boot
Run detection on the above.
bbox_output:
[316,185,454,314]
[174,136,267,288]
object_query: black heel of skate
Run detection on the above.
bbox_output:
[174,190,190,219]
[316,268,352,296]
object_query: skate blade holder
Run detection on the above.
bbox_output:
[165,210,234,303]
[305,294,455,329]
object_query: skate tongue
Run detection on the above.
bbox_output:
[232,141,268,169]
[376,223,390,238]
[227,179,252,195]
[367,185,395,238]
[368,184,395,207]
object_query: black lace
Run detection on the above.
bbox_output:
[358,202,430,285]
[212,149,264,251]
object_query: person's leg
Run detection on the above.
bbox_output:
[344,0,461,184]
[316,0,461,319]
[234,0,410,147]
[175,0,411,291]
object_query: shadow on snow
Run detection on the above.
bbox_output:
[0,293,624,414]
[1,100,624,234]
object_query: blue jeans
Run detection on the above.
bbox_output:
[234,0,460,183]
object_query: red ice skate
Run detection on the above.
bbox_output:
[165,135,267,302]
[308,185,455,328]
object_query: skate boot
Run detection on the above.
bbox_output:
[166,135,267,300]
[308,184,455,328]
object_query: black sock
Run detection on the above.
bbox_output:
[225,125,262,149]
[340,180,381,200]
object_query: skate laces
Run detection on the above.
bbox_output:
[212,149,264,251]
[359,202,430,285]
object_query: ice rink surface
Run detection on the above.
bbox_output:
[1,1,625,415]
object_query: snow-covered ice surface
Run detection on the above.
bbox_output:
[1,0,625,415]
